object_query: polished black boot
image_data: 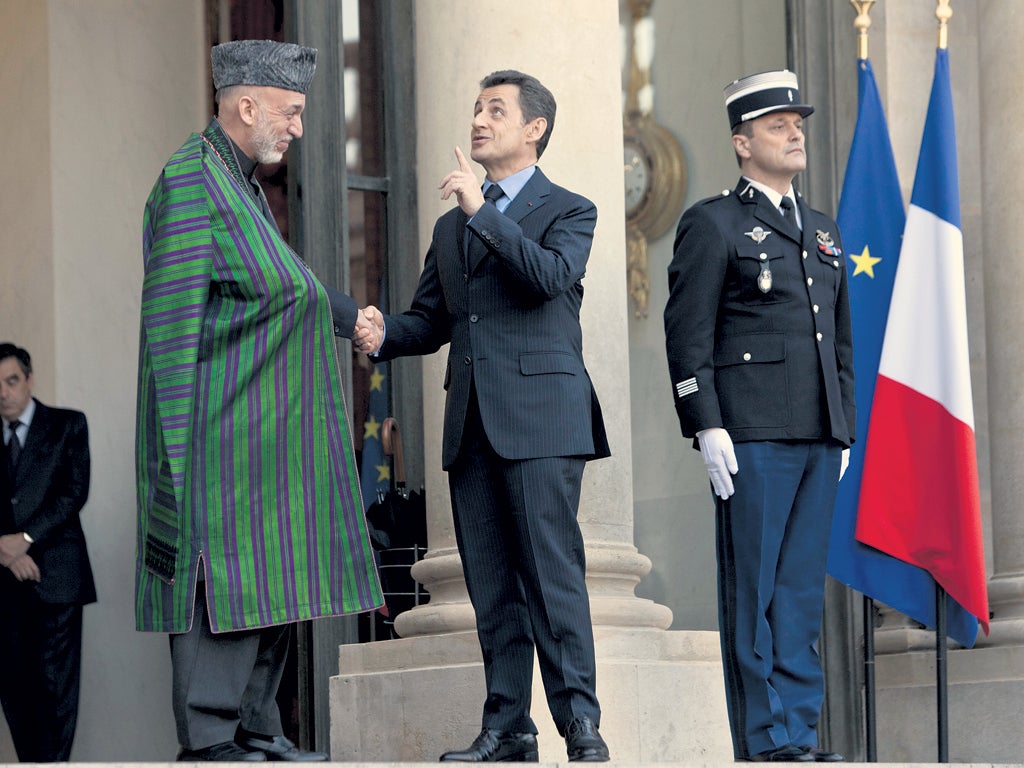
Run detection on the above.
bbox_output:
[798,746,845,762]
[743,745,816,762]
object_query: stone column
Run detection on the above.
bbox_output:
[330,0,730,763]
[976,0,1024,650]
[392,0,670,641]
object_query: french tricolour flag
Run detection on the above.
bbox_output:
[855,48,989,640]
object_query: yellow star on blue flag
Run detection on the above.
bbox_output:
[369,368,385,392]
[364,414,381,441]
[849,244,882,278]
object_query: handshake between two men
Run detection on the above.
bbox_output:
[353,306,385,356]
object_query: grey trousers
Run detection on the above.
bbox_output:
[169,590,289,749]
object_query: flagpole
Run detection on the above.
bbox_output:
[933,4,952,761]
[936,0,952,50]
[851,0,875,60]
[862,595,877,761]
[936,585,949,762]
[850,3,878,761]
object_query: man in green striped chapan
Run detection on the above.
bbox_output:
[136,39,384,762]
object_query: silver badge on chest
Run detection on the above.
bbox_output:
[745,226,772,244]
[758,265,773,293]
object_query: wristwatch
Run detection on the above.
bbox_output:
[22,531,33,544]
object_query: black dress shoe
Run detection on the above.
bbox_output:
[744,745,815,762]
[177,741,267,761]
[239,734,328,762]
[798,746,845,762]
[563,717,609,762]
[439,728,539,762]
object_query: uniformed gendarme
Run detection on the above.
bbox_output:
[663,69,854,763]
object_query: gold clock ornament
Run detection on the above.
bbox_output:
[622,0,687,317]
[624,116,687,241]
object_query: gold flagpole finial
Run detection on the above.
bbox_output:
[936,0,952,50]
[850,0,876,61]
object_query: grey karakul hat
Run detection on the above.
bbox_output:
[212,39,317,94]
[723,70,814,129]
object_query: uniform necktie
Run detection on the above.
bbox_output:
[780,196,800,231]
[7,419,22,472]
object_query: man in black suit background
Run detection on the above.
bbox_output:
[364,70,610,762]
[663,71,853,762]
[0,342,96,762]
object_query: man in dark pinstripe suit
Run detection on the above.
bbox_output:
[367,70,610,762]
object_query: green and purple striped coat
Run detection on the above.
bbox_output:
[135,121,383,633]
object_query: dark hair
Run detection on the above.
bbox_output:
[0,342,31,377]
[480,70,556,159]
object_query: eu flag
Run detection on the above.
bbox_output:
[827,57,981,648]
[360,361,391,510]
[360,288,392,512]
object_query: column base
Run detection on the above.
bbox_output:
[393,543,674,638]
[329,627,732,762]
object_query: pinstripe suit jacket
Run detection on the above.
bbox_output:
[377,167,610,469]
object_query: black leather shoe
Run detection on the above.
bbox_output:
[799,746,845,762]
[744,745,815,762]
[439,728,539,762]
[564,717,609,762]
[177,741,268,761]
[239,734,327,762]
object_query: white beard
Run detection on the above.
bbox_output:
[252,109,287,164]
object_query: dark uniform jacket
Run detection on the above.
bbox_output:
[664,178,855,447]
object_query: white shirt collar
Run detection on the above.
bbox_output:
[742,177,800,228]
[742,177,795,211]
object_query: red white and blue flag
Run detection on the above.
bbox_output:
[855,48,989,643]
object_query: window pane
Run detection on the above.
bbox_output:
[343,0,384,177]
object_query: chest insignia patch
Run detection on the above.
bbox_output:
[745,226,772,244]
[816,229,842,257]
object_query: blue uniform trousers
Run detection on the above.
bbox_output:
[714,440,840,759]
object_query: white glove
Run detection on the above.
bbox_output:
[840,448,850,481]
[696,427,739,499]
